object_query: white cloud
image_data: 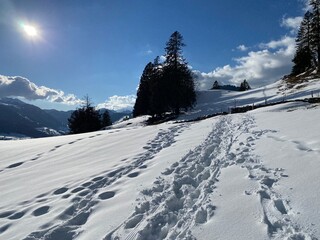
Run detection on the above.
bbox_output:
[259,36,295,52]
[194,36,296,90]
[281,16,303,33]
[97,95,136,112]
[0,75,82,105]
[237,44,248,51]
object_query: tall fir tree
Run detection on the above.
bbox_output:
[292,11,314,75]
[292,46,313,75]
[297,11,313,51]
[310,0,320,72]
[162,31,196,114]
[149,57,167,116]
[133,62,154,117]
[291,1,320,76]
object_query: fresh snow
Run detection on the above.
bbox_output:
[0,80,320,240]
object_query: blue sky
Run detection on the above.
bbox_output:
[0,0,307,111]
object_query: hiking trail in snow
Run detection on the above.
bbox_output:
[106,114,316,240]
[1,124,189,240]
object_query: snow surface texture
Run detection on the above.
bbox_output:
[1,80,320,240]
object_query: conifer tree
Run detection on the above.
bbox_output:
[212,80,220,89]
[292,0,320,75]
[310,0,320,71]
[68,95,101,134]
[149,57,167,117]
[133,62,154,117]
[101,110,112,127]
[297,11,313,51]
[162,31,196,114]
[292,46,313,75]
[239,80,251,91]
[291,11,314,75]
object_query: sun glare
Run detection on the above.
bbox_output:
[21,24,38,38]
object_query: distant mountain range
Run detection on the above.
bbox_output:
[0,98,131,139]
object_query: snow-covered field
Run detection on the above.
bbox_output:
[1,80,320,240]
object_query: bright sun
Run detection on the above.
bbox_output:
[22,24,38,38]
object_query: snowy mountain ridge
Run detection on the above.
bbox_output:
[0,79,320,240]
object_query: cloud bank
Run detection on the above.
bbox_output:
[194,15,300,90]
[97,95,136,112]
[0,75,82,105]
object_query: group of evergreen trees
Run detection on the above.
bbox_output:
[133,31,196,118]
[211,79,251,91]
[291,0,320,75]
[239,80,251,91]
[68,95,112,134]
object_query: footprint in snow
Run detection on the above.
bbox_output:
[124,214,143,229]
[7,162,24,169]
[53,187,68,195]
[260,177,276,188]
[0,211,15,218]
[62,194,71,199]
[98,191,115,200]
[32,206,50,217]
[0,224,11,234]
[31,153,44,161]
[293,141,313,152]
[49,145,61,152]
[71,187,85,193]
[139,165,147,169]
[8,211,26,220]
[274,199,287,215]
[127,172,140,178]
[77,190,91,197]
[82,181,92,187]
[91,176,104,182]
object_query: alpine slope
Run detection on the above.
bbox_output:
[0,79,320,240]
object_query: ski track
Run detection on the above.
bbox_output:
[106,114,316,240]
[0,124,189,240]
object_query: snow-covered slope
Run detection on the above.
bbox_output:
[181,78,320,120]
[0,80,320,240]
